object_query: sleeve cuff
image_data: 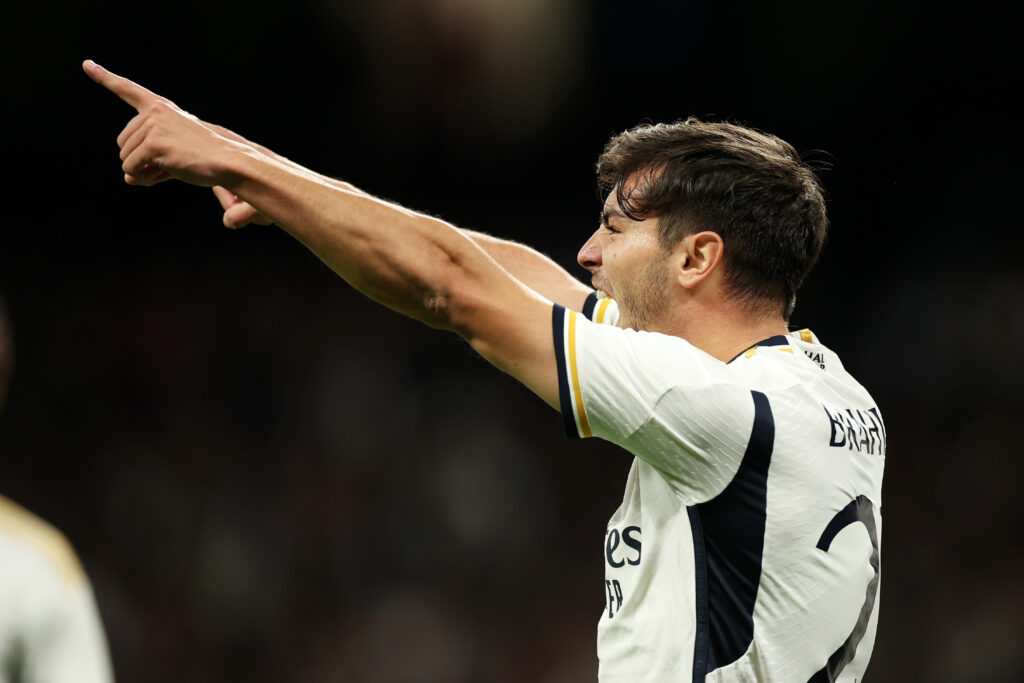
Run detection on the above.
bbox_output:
[552,304,592,439]
[582,290,599,319]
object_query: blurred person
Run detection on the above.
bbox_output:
[84,61,884,682]
[0,295,115,683]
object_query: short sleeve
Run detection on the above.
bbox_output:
[552,304,757,502]
[581,291,620,326]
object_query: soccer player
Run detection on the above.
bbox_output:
[84,60,884,682]
[0,296,115,683]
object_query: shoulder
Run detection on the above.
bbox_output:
[0,495,87,589]
[568,308,770,396]
[728,330,882,435]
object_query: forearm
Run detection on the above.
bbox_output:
[218,147,495,330]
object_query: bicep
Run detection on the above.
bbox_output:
[450,267,562,410]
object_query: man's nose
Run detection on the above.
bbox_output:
[577,234,602,270]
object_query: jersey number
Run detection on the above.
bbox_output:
[808,495,880,683]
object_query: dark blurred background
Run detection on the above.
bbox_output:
[1,1,1021,681]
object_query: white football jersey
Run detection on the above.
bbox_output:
[554,293,884,682]
[0,496,114,683]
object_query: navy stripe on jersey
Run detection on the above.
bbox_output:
[582,290,600,319]
[688,506,710,681]
[551,305,580,439]
[690,390,775,680]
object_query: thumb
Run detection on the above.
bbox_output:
[223,201,273,229]
[212,185,238,210]
[223,202,253,229]
[212,186,272,228]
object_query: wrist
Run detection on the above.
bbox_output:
[211,142,264,192]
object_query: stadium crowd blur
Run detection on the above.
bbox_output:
[2,0,1021,681]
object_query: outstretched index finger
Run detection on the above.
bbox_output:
[82,60,164,111]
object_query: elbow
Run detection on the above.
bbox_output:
[422,289,455,326]
[423,261,488,338]
[412,254,473,333]
[390,225,493,335]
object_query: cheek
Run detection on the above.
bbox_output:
[612,238,658,272]
[635,238,667,268]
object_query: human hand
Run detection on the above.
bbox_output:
[82,60,243,188]
[212,186,273,229]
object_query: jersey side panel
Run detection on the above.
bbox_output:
[597,459,698,682]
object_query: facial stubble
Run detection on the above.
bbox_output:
[616,253,671,331]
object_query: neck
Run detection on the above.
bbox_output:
[655,300,789,363]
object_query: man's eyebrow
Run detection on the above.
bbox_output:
[601,207,628,224]
[601,206,646,225]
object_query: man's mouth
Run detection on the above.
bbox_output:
[591,276,612,299]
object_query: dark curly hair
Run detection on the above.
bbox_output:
[597,118,828,320]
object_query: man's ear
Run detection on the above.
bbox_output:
[677,231,724,290]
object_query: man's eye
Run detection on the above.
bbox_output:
[603,223,619,234]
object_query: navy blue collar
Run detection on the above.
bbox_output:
[728,334,790,364]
